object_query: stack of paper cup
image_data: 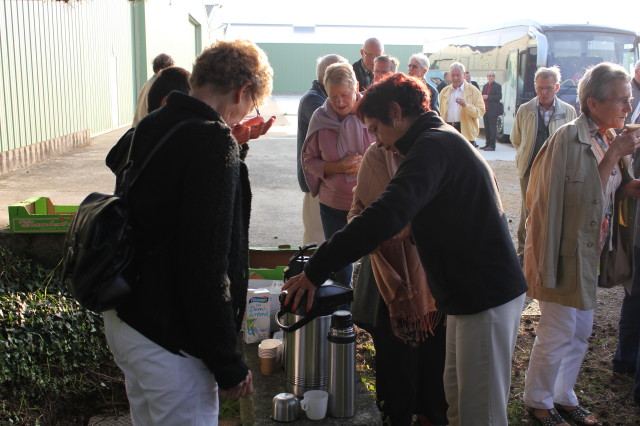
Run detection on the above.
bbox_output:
[260,338,284,362]
[258,339,283,375]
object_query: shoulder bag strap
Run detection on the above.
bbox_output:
[122,118,203,198]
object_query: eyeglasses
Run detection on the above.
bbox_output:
[362,50,379,58]
[253,97,261,117]
[408,64,420,69]
[487,74,495,77]
[604,97,634,107]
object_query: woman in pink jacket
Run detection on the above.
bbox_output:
[302,62,375,286]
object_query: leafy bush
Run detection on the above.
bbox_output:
[0,247,126,425]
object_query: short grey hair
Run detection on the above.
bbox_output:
[374,55,399,72]
[316,54,348,85]
[324,62,358,92]
[578,62,631,115]
[410,53,430,71]
[534,66,562,85]
[450,62,465,73]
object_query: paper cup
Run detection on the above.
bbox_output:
[260,339,283,362]
[258,345,277,358]
[300,390,328,420]
[259,339,282,349]
[260,354,276,375]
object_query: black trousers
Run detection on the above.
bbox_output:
[369,309,449,425]
[483,113,499,147]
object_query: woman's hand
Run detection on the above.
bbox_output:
[341,152,363,176]
[609,128,640,158]
[620,179,640,199]
[220,370,253,400]
[324,152,363,176]
[231,115,276,145]
[282,272,317,312]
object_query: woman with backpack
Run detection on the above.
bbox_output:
[103,40,274,425]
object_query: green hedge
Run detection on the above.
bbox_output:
[0,247,126,425]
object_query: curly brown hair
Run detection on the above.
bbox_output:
[190,40,273,106]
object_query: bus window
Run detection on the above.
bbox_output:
[517,49,536,109]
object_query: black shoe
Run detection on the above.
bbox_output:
[613,361,636,376]
[481,146,495,151]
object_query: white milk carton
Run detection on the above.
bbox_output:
[242,288,270,343]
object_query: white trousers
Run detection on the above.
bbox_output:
[103,310,219,426]
[523,301,594,409]
[302,192,325,246]
[444,293,525,426]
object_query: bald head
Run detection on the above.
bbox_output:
[360,38,384,73]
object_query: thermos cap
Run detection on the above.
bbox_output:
[330,310,353,329]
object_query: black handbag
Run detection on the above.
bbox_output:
[62,118,200,312]
[598,158,636,289]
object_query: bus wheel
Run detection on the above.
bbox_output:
[496,115,511,144]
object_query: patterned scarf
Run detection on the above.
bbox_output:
[349,145,443,346]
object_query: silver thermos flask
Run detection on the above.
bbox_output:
[327,310,356,417]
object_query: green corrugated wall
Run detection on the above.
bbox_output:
[257,43,423,94]
[0,0,133,152]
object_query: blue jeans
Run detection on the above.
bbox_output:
[613,246,640,399]
[319,203,353,287]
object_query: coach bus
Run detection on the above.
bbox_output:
[423,21,639,142]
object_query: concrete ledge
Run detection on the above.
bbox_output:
[0,130,90,176]
[239,341,382,425]
[0,229,65,268]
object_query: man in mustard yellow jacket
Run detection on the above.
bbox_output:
[439,62,485,146]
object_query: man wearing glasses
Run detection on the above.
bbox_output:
[480,71,503,151]
[511,66,577,264]
[407,53,440,114]
[353,38,383,91]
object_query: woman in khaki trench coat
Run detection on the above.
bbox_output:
[523,62,640,425]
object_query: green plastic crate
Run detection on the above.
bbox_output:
[8,197,78,233]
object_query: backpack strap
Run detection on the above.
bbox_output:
[120,118,203,199]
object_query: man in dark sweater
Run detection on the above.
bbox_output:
[480,71,503,151]
[352,38,383,91]
[297,54,348,245]
[436,71,451,92]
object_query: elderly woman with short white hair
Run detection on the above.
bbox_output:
[302,62,376,286]
[524,62,640,426]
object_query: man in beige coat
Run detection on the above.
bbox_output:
[439,62,485,145]
[511,66,577,261]
[132,53,174,126]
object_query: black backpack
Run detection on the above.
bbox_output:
[62,119,200,312]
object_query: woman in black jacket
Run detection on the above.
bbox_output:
[284,73,527,426]
[103,40,274,425]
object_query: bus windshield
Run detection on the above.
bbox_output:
[546,30,637,107]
